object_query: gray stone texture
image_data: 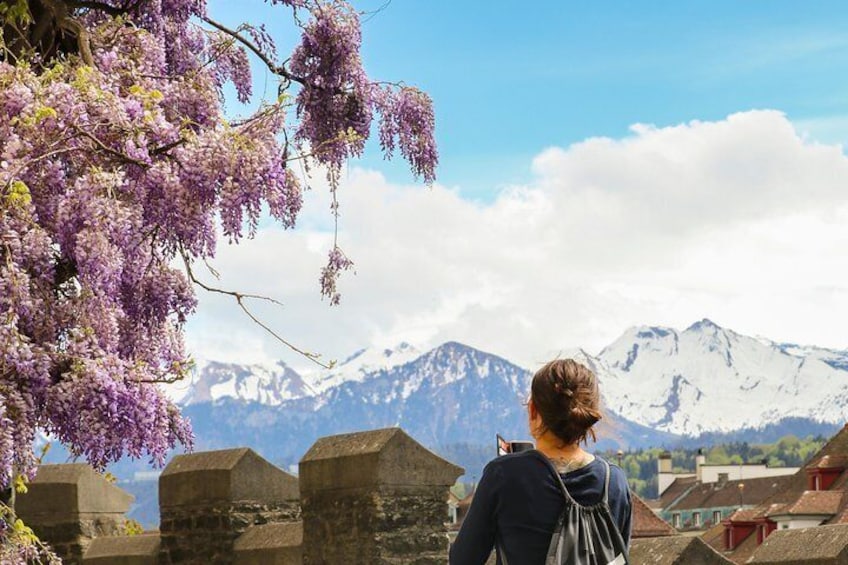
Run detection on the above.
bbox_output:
[300,427,463,565]
[83,533,161,565]
[159,448,301,564]
[15,464,134,565]
[234,521,303,564]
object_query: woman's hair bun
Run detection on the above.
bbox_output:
[530,359,602,445]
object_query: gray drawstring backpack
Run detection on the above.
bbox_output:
[498,452,630,565]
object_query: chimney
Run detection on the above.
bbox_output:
[658,451,672,474]
[696,448,706,482]
[657,451,674,496]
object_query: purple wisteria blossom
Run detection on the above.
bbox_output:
[0,4,437,560]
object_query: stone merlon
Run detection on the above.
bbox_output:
[159,447,299,508]
[299,427,464,494]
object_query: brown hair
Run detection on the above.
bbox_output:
[530,359,602,446]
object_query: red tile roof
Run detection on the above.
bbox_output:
[701,522,726,552]
[667,475,790,512]
[660,476,698,508]
[755,424,848,511]
[766,490,844,517]
[727,508,759,522]
[630,536,734,564]
[725,528,761,565]
[718,424,848,562]
[809,454,848,469]
[747,524,848,564]
[631,494,678,538]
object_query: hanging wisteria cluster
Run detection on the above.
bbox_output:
[0,0,437,556]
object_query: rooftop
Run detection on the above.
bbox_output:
[747,524,848,564]
[668,475,790,512]
[767,490,844,517]
[632,494,678,538]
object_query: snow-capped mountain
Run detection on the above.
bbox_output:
[116,329,848,528]
[305,342,421,394]
[594,319,848,436]
[166,360,312,406]
[177,341,671,468]
[161,343,420,406]
[160,319,848,451]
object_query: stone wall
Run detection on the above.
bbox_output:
[159,500,300,564]
[83,533,160,565]
[300,428,463,565]
[19,427,464,565]
[15,464,133,565]
[233,521,302,564]
[301,485,451,564]
[25,514,127,565]
[158,448,301,565]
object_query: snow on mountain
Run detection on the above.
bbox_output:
[171,360,312,406]
[178,341,669,462]
[164,320,848,441]
[305,342,421,394]
[594,319,848,436]
[383,341,526,401]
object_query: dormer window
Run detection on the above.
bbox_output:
[806,455,846,491]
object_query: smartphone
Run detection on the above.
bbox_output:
[497,433,535,456]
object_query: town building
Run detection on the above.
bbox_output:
[653,449,796,533]
[662,474,790,531]
[703,423,848,563]
[658,449,798,497]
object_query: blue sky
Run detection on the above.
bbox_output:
[188,1,848,371]
[216,1,848,198]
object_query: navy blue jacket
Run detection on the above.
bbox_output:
[450,451,632,565]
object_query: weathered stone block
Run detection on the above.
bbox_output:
[160,448,299,509]
[15,464,134,565]
[299,427,463,565]
[159,447,301,565]
[300,428,463,495]
[83,533,160,565]
[17,464,133,522]
[233,522,302,564]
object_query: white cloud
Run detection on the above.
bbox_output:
[185,110,848,373]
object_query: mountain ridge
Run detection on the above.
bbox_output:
[163,319,848,446]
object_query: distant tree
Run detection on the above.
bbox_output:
[600,433,827,500]
[707,445,731,465]
[0,0,437,559]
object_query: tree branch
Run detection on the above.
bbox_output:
[65,0,138,16]
[179,249,331,372]
[200,16,308,86]
[73,127,148,167]
[58,16,94,66]
[150,138,185,156]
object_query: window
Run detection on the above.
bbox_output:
[713,510,722,523]
[672,513,681,528]
[693,512,702,527]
